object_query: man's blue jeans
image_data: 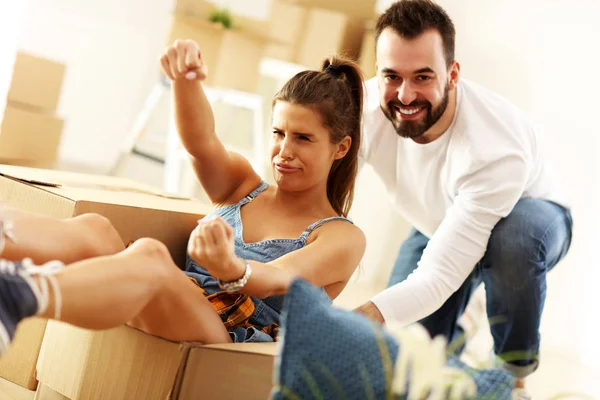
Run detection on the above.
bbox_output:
[388,198,573,378]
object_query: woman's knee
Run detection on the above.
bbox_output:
[72,213,124,256]
[127,237,169,257]
[125,238,179,279]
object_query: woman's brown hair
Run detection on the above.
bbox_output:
[272,56,364,217]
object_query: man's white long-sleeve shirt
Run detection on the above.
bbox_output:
[361,77,568,326]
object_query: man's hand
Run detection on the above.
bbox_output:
[354,301,386,324]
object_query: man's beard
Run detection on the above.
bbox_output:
[381,85,450,139]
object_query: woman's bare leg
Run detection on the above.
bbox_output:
[38,238,230,344]
[0,207,125,264]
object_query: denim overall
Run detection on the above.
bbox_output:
[185,182,352,342]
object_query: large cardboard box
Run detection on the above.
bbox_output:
[168,16,267,93]
[0,103,64,169]
[36,323,277,400]
[263,1,307,63]
[284,0,377,19]
[1,52,66,168]
[168,0,270,93]
[265,2,369,69]
[359,28,376,79]
[7,52,65,112]
[0,165,213,390]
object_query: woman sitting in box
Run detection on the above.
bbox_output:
[0,39,366,348]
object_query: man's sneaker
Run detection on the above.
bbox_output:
[0,258,63,356]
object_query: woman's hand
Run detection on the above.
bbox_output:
[187,216,245,282]
[160,39,208,81]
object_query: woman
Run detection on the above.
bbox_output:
[0,39,366,353]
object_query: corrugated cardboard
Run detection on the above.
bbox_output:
[36,324,185,400]
[282,0,377,19]
[7,52,65,112]
[0,165,213,390]
[179,343,276,399]
[168,16,266,93]
[359,28,376,79]
[35,323,277,400]
[0,319,48,392]
[34,384,68,400]
[0,376,35,400]
[0,102,64,169]
[168,0,270,93]
[169,16,266,93]
[265,2,369,69]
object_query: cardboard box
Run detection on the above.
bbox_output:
[265,2,369,69]
[263,1,307,62]
[168,1,270,93]
[36,323,277,400]
[359,28,376,79]
[168,16,266,93]
[0,376,35,400]
[0,165,213,390]
[282,0,377,19]
[34,384,67,400]
[0,102,64,169]
[173,0,271,39]
[8,52,65,112]
[296,8,366,69]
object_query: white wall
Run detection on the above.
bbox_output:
[0,1,27,123]
[15,0,278,172]
[17,0,175,170]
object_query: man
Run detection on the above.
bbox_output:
[355,0,573,394]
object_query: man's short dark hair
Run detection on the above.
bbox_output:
[375,0,456,66]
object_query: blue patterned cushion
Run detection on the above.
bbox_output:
[271,279,515,400]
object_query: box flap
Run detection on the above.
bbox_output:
[0,165,214,215]
[200,342,279,356]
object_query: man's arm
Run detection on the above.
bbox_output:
[359,155,528,326]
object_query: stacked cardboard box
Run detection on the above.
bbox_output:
[168,0,271,93]
[0,53,66,168]
[287,0,378,19]
[264,0,377,70]
[359,27,377,79]
[0,165,213,391]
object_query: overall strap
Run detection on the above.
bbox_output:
[300,216,354,240]
[238,181,269,206]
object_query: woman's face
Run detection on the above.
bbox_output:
[270,101,350,193]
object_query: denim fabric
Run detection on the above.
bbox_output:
[388,198,573,378]
[185,182,351,342]
[272,279,515,400]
